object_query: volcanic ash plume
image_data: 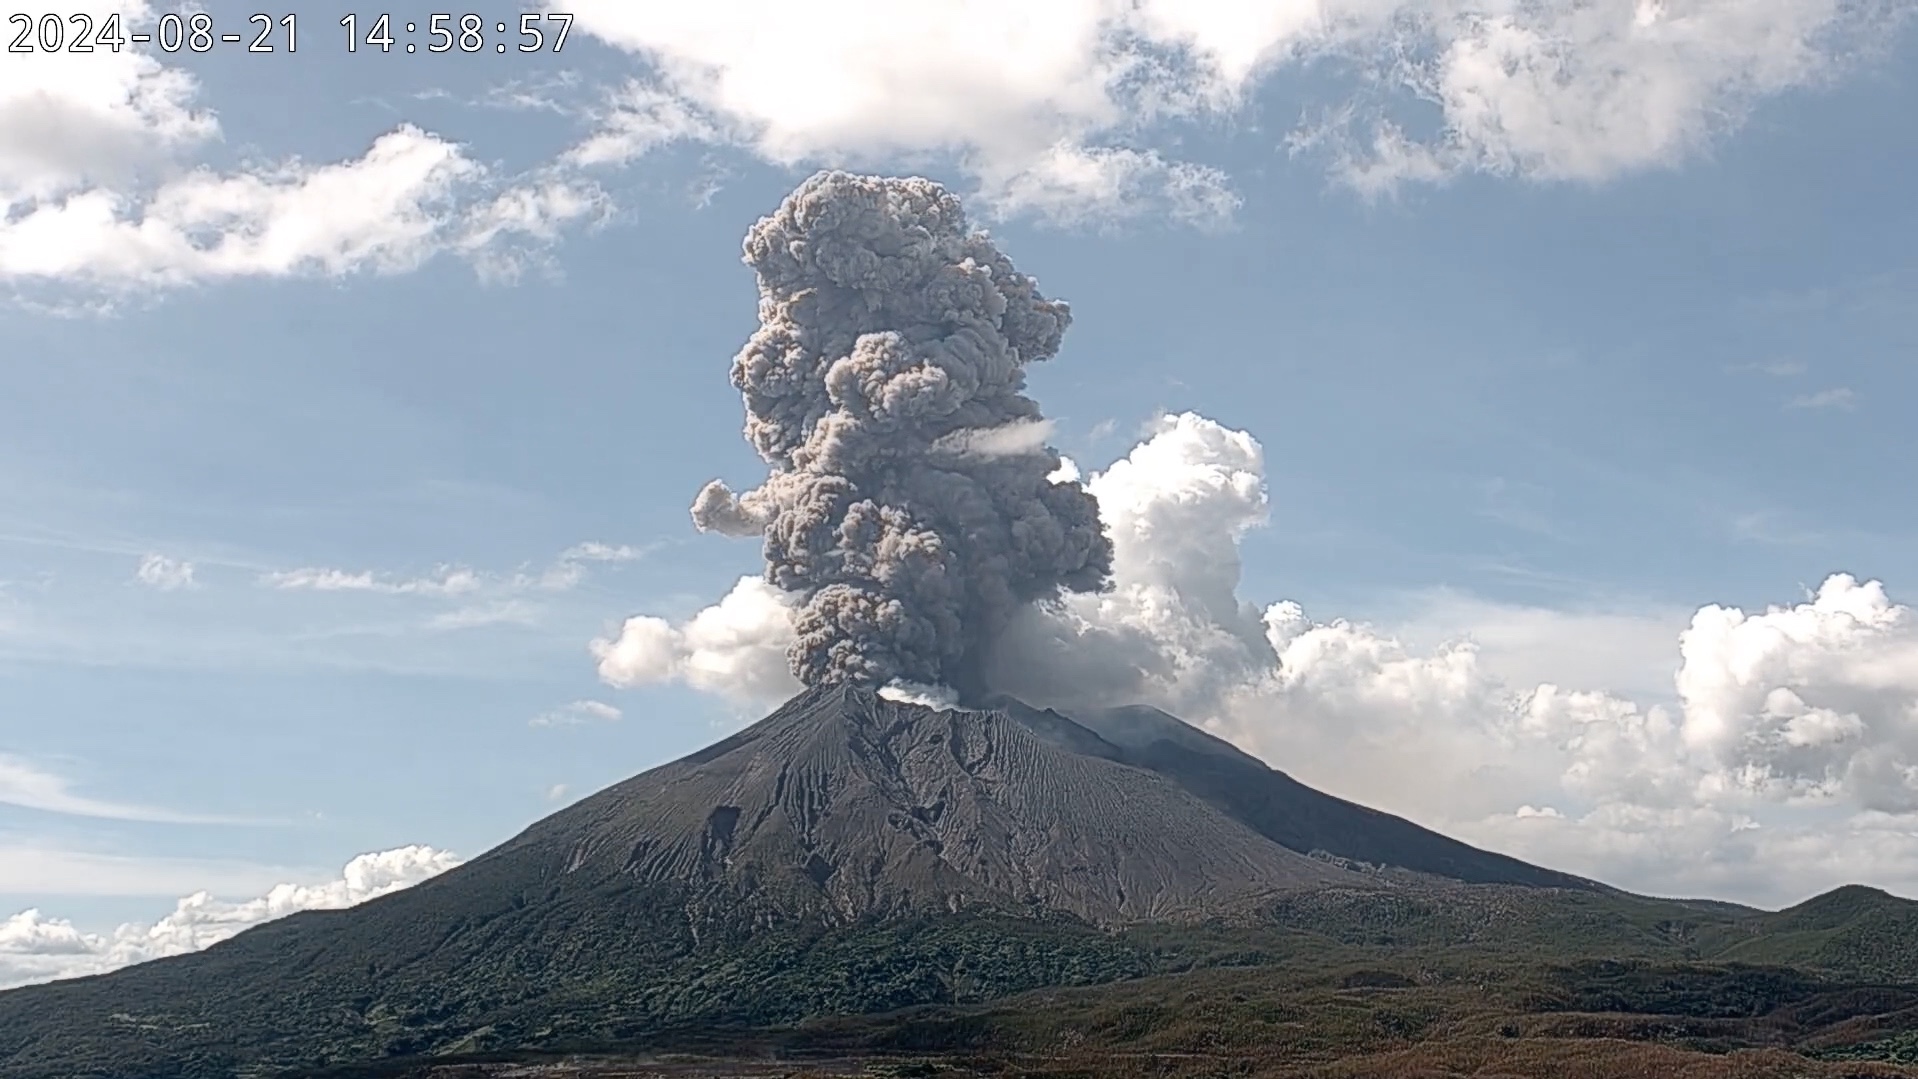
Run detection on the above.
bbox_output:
[691,171,1112,697]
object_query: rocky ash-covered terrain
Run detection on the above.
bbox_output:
[4,686,1918,1078]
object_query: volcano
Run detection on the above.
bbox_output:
[0,686,1608,1078]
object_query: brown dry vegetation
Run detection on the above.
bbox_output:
[331,1041,1918,1079]
[303,960,1918,1079]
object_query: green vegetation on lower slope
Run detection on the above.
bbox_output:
[2,875,1915,1079]
[1820,1031,1918,1065]
[294,953,1918,1078]
[0,852,1159,1079]
[1698,885,1918,981]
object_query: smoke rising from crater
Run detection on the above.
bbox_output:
[690,171,1112,696]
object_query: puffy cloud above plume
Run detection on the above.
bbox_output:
[0,2,603,289]
[557,0,1904,213]
[0,845,459,989]
[608,409,1918,906]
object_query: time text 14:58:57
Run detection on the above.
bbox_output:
[341,13,572,54]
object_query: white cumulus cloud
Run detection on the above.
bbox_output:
[1674,576,1918,812]
[555,0,1904,214]
[0,845,460,989]
[554,0,1243,223]
[0,2,603,289]
[0,2,212,200]
[1302,0,1900,192]
[133,553,195,591]
[592,575,800,704]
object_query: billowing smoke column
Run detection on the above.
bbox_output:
[691,171,1112,698]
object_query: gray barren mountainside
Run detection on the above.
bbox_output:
[1001,698,1600,890]
[521,684,1364,924]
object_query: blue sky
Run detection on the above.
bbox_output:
[3,0,1917,976]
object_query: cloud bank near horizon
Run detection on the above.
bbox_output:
[0,845,460,990]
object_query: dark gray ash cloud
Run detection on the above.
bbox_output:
[691,170,1111,698]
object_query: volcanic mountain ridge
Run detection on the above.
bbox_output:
[488,684,1599,923]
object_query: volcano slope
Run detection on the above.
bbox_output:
[990,697,1597,890]
[2,685,1914,1079]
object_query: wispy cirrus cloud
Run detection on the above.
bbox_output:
[427,600,541,631]
[261,565,483,596]
[533,541,653,590]
[1727,359,1807,377]
[0,756,255,825]
[0,843,309,897]
[1788,387,1858,411]
[250,541,656,641]
[262,541,651,599]
[529,699,621,728]
[0,534,661,680]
